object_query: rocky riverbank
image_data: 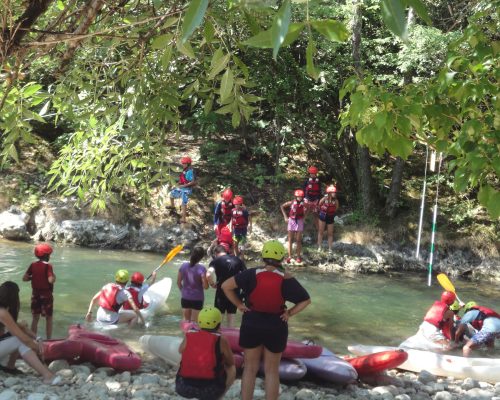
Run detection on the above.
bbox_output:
[1,354,499,400]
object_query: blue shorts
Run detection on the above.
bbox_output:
[170,188,192,205]
[471,330,500,345]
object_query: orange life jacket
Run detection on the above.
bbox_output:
[98,283,123,312]
[178,330,222,379]
[289,200,305,220]
[248,269,285,314]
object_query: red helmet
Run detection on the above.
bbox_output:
[233,196,243,205]
[131,272,145,284]
[294,189,305,198]
[308,166,318,174]
[180,156,192,164]
[326,185,337,194]
[441,291,456,305]
[222,188,233,201]
[34,244,53,258]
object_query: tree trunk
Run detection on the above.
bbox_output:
[385,156,405,217]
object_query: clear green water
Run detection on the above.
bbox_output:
[1,240,499,355]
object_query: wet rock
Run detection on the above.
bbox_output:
[418,370,437,384]
[0,206,30,240]
[0,390,18,400]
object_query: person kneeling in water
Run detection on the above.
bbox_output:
[85,269,145,326]
[122,271,157,310]
[176,307,236,400]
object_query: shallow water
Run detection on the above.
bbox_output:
[1,240,498,356]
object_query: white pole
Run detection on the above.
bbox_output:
[416,146,429,259]
[427,153,443,287]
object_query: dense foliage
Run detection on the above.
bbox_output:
[0,0,498,219]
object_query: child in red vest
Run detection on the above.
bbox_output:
[317,185,340,253]
[23,244,56,339]
[169,156,196,224]
[176,307,236,400]
[122,271,157,310]
[280,190,305,264]
[230,196,251,259]
[213,188,234,234]
[303,166,322,231]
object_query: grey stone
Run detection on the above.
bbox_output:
[0,207,30,240]
[48,360,70,372]
[0,390,18,400]
[56,369,74,379]
[93,367,115,376]
[418,370,437,384]
[132,389,152,399]
[225,380,241,399]
[119,371,131,383]
[138,373,160,385]
[70,365,91,377]
[395,395,411,400]
[3,378,19,388]
[465,388,494,400]
[462,377,479,390]
[253,388,265,399]
[295,388,317,400]
[105,380,121,392]
[433,392,453,400]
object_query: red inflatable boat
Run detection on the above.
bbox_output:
[43,338,83,363]
[67,325,141,371]
[345,349,408,375]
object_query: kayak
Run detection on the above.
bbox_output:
[43,338,83,363]
[345,349,408,376]
[298,346,358,384]
[68,325,141,371]
[348,344,500,383]
[94,277,172,330]
[140,335,306,380]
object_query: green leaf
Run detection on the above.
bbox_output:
[243,30,272,48]
[215,102,235,115]
[208,52,230,79]
[22,83,43,98]
[161,45,173,69]
[271,0,291,59]
[380,0,408,41]
[478,185,500,219]
[177,39,196,58]
[151,33,173,49]
[306,39,319,80]
[181,0,209,43]
[162,17,179,29]
[233,55,249,79]
[56,0,64,10]
[244,11,260,35]
[403,0,431,25]
[282,22,305,47]
[232,111,241,127]
[204,96,213,115]
[310,20,349,42]
[220,68,234,101]
[204,20,215,43]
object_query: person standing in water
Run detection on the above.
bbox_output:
[222,240,311,400]
[177,247,208,323]
[23,243,56,339]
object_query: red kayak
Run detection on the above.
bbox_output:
[345,349,408,376]
[43,338,83,363]
[68,325,141,371]
[179,322,322,359]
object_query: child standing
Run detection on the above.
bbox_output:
[213,188,234,234]
[317,185,340,253]
[303,166,322,231]
[176,307,236,400]
[280,190,305,264]
[230,196,252,260]
[122,271,157,310]
[169,156,196,224]
[177,247,208,323]
[23,244,56,339]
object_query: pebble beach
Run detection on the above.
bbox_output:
[1,353,499,400]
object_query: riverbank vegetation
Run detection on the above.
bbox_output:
[0,0,498,255]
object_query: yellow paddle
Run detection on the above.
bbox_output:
[437,273,465,306]
[146,244,184,280]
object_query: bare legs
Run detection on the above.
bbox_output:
[287,231,303,260]
[241,346,282,400]
[22,349,56,383]
[317,221,334,251]
[31,315,52,340]
[181,308,200,323]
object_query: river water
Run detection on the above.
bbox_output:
[1,240,499,356]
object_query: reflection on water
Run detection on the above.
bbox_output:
[1,240,499,355]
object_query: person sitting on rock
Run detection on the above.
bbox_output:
[176,307,236,400]
[455,301,500,357]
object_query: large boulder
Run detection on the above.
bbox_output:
[0,206,30,240]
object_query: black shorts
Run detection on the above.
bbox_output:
[319,212,335,224]
[175,374,225,400]
[239,312,288,353]
[181,298,203,311]
[214,292,236,314]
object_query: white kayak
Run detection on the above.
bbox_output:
[348,344,500,383]
[93,277,172,330]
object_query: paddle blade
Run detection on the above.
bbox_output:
[437,273,456,293]
[162,244,184,265]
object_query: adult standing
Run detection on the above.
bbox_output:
[222,240,311,400]
[0,281,62,385]
[177,247,208,323]
[206,245,246,327]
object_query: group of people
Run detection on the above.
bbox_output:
[405,290,500,357]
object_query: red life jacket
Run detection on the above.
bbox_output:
[178,167,194,185]
[122,286,149,310]
[248,269,285,314]
[220,201,234,225]
[289,200,305,220]
[424,301,450,329]
[179,330,222,379]
[468,306,500,330]
[28,261,53,291]
[99,283,123,312]
[305,177,321,199]
[231,208,248,229]
[217,228,234,252]
[320,199,337,216]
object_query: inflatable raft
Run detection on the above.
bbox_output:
[345,349,408,376]
[298,346,358,384]
[348,344,500,383]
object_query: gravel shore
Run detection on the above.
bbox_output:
[1,352,499,400]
